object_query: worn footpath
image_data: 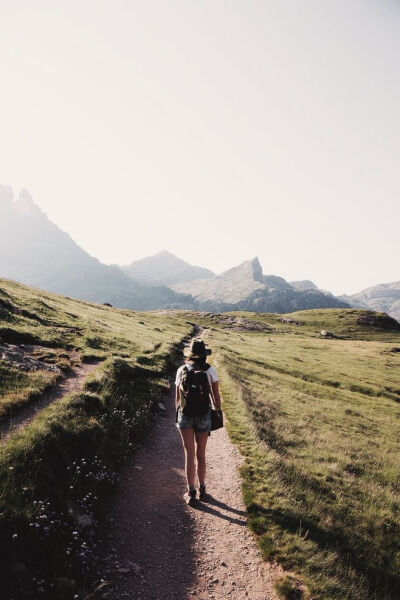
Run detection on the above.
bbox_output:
[98,381,279,599]
[0,359,101,442]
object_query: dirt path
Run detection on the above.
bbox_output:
[98,380,280,600]
[0,360,101,442]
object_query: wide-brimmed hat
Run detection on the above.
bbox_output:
[183,338,212,359]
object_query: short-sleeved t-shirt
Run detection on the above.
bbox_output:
[175,362,219,389]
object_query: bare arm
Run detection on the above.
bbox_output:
[211,381,222,411]
[175,385,180,409]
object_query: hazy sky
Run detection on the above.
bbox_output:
[1,0,399,295]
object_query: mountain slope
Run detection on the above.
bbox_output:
[121,250,215,285]
[0,186,193,310]
[172,257,349,312]
[289,279,319,291]
[341,281,400,322]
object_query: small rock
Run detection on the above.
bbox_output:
[118,567,130,574]
[320,330,335,338]
[128,562,142,575]
[56,577,76,592]
[158,402,166,411]
[77,514,93,528]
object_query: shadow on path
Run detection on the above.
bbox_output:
[191,495,247,526]
[98,381,197,600]
[205,493,247,517]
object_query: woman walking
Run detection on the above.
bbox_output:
[175,338,222,505]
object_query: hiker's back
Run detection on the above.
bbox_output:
[179,362,211,416]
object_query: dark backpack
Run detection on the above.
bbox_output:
[179,362,211,417]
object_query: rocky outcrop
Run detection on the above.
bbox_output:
[356,312,400,330]
[0,343,62,373]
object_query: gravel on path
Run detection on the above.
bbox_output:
[98,380,280,600]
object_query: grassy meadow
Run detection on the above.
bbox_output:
[0,278,193,598]
[1,277,400,600]
[200,309,400,599]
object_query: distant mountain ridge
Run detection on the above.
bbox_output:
[171,257,349,313]
[121,251,215,286]
[0,186,193,310]
[340,282,400,322]
[1,185,398,319]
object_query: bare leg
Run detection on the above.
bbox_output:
[179,428,196,488]
[195,431,209,486]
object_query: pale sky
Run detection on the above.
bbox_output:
[1,0,399,295]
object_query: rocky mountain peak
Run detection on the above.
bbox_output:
[220,257,263,282]
[15,189,44,217]
[250,257,264,282]
[122,251,215,286]
[156,250,175,258]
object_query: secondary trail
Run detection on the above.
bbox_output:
[0,359,101,442]
[98,380,279,599]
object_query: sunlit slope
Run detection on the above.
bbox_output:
[228,307,400,341]
[202,309,400,600]
[0,277,191,417]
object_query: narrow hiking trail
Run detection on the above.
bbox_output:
[0,360,101,442]
[98,381,280,599]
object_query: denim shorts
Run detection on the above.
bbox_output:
[176,408,212,433]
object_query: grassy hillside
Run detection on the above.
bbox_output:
[2,281,400,600]
[0,278,193,599]
[199,309,400,600]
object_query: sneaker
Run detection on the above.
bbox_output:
[183,488,197,505]
[198,484,207,501]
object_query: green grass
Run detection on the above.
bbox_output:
[229,308,400,341]
[0,279,191,417]
[203,310,400,600]
[2,280,400,600]
[0,279,193,598]
[0,363,60,419]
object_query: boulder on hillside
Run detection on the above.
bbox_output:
[279,317,303,326]
[320,330,335,338]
